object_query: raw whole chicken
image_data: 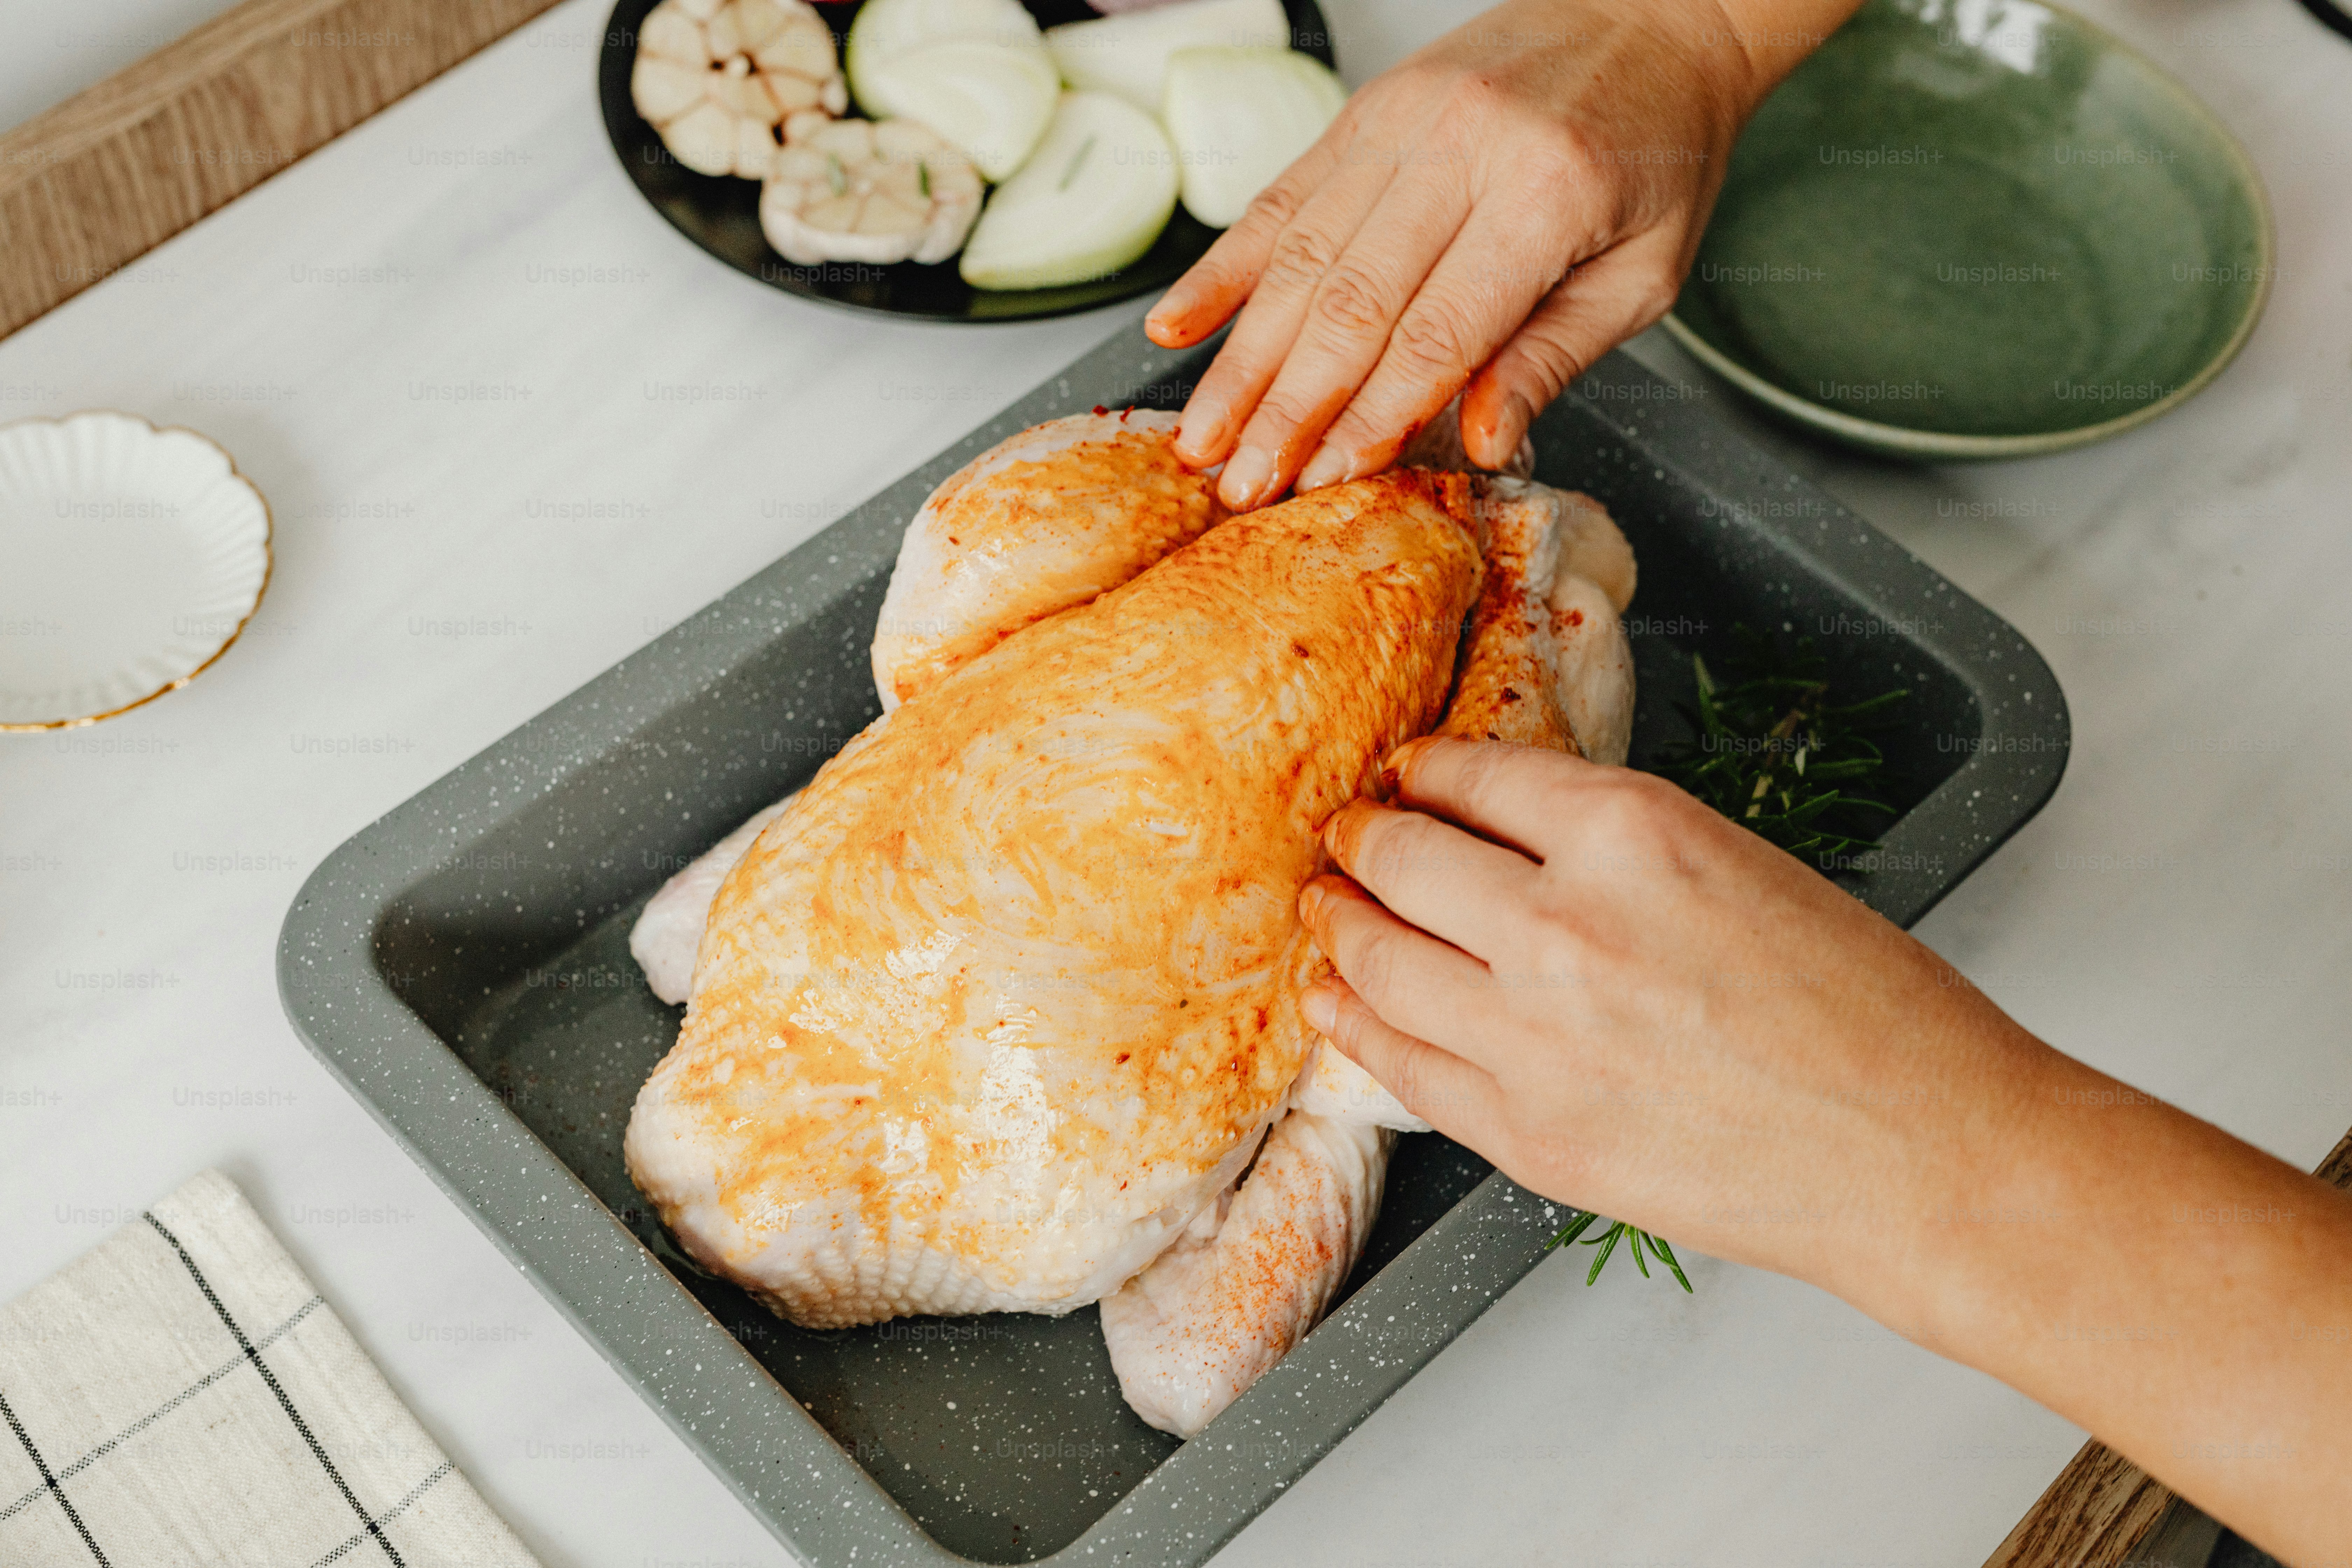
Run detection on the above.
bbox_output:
[624,410,1636,1437]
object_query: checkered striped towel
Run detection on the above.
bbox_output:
[0,1170,539,1568]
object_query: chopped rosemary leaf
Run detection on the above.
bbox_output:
[1552,628,1907,1290]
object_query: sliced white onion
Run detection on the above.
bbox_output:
[1162,46,1345,228]
[855,38,1060,182]
[1044,0,1288,114]
[845,0,1045,114]
[959,91,1178,290]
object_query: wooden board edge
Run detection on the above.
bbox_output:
[1982,1441,2176,1568]
[0,0,571,340]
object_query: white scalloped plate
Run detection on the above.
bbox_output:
[0,413,273,730]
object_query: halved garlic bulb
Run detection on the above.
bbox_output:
[760,112,985,266]
[631,0,850,180]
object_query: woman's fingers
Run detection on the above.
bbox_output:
[1163,156,1406,483]
[1457,229,1688,467]
[1300,975,1508,1143]
[1292,193,1598,490]
[1380,737,1604,860]
[1216,161,1482,503]
[1320,798,1538,961]
[1296,874,1505,1062]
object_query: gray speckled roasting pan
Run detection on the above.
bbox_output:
[278,326,2068,1568]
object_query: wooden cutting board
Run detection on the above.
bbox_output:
[0,0,562,340]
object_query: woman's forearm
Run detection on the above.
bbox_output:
[1872,1040,2352,1564]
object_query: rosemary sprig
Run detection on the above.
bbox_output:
[1552,627,1909,1290]
[1548,1210,1692,1292]
[1659,626,1908,869]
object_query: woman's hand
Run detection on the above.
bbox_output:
[1146,0,1860,510]
[1295,736,2048,1304]
[1298,737,2352,1565]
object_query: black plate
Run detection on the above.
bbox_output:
[597,0,1337,321]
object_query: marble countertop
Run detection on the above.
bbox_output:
[4,0,2348,1563]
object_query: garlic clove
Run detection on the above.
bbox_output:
[774,144,830,181]
[705,4,744,59]
[756,26,837,81]
[634,0,848,180]
[665,100,742,176]
[639,6,711,64]
[872,160,924,201]
[765,71,825,116]
[712,70,774,122]
[632,56,712,122]
[802,193,861,229]
[734,118,782,178]
[929,161,982,201]
[860,194,930,237]
[729,0,777,49]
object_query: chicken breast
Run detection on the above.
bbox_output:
[625,471,1483,1326]
[633,475,1637,1023]
[1103,472,1628,1434]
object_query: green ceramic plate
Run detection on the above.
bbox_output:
[1667,0,2274,460]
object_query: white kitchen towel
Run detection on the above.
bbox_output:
[0,1169,540,1568]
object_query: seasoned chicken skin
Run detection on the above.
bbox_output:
[870,408,1225,712]
[631,793,797,1006]
[625,471,1484,1326]
[1282,473,1636,1134]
